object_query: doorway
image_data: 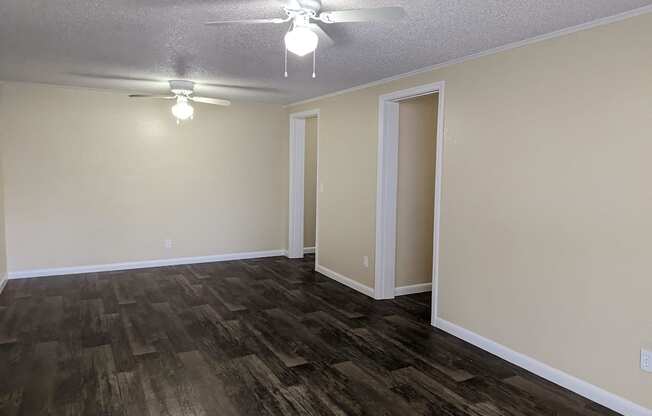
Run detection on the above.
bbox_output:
[288,109,320,264]
[395,94,438,297]
[375,82,445,326]
[303,116,318,259]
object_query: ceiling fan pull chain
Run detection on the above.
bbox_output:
[312,50,316,78]
[284,45,289,78]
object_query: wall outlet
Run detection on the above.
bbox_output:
[642,349,652,373]
[320,183,324,193]
[164,239,173,249]
[363,256,369,268]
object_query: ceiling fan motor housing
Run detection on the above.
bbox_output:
[287,0,321,14]
[169,80,195,96]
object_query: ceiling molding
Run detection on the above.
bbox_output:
[286,4,652,108]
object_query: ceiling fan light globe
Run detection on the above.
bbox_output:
[171,98,194,121]
[284,26,319,57]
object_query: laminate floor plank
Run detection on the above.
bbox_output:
[179,350,239,415]
[0,342,31,416]
[0,255,619,416]
[17,341,58,416]
[330,360,416,415]
[391,366,500,416]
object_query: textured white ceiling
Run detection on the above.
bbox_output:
[1,0,650,104]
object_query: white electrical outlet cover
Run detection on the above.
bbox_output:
[642,348,652,373]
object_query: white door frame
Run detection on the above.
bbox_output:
[288,108,320,259]
[375,81,445,325]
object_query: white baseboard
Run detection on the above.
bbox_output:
[304,247,316,254]
[435,318,652,416]
[315,264,374,298]
[395,282,432,296]
[8,249,288,279]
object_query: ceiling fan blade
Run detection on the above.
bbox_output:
[71,73,163,83]
[200,82,281,93]
[204,17,288,25]
[128,94,176,99]
[319,7,405,23]
[308,23,334,48]
[190,97,231,106]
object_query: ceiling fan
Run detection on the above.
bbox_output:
[204,0,406,77]
[129,80,231,124]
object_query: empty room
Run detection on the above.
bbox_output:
[0,1,651,415]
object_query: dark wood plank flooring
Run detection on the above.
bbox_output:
[0,255,618,415]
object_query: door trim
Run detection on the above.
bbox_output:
[375,81,445,326]
[288,109,320,259]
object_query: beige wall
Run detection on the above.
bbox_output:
[289,13,652,410]
[0,82,289,272]
[304,117,318,249]
[396,94,437,288]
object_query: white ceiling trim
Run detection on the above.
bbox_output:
[286,4,652,108]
